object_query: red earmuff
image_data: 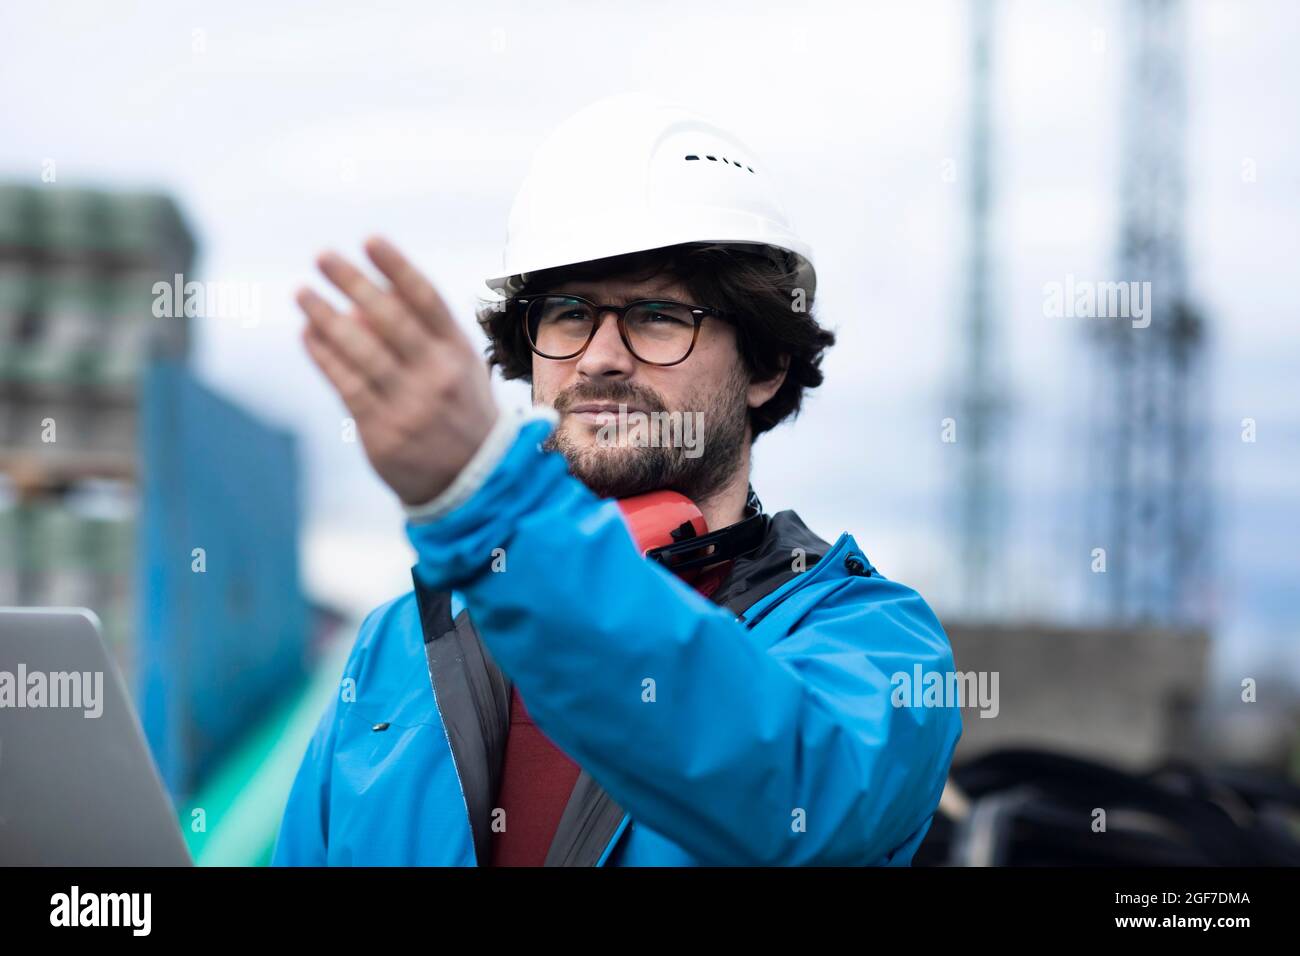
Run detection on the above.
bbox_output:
[616,490,709,557]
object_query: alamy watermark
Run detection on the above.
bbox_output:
[593,404,704,459]
[0,665,103,718]
[152,273,262,327]
[50,886,150,936]
[891,664,999,719]
[1042,274,1152,328]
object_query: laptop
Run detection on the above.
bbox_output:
[0,607,193,865]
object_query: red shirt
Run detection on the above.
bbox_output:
[489,561,732,865]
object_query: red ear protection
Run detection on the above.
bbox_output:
[617,485,767,593]
[616,490,709,556]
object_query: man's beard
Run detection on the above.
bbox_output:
[537,366,749,502]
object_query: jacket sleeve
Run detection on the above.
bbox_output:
[406,415,962,865]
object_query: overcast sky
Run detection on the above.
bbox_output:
[3,0,1296,679]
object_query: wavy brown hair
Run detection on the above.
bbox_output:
[475,242,835,442]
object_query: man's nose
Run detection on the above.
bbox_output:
[575,311,637,378]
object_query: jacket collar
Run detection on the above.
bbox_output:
[709,504,835,618]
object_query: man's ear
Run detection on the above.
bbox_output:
[746,355,789,409]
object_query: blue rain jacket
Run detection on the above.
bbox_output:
[273,414,962,866]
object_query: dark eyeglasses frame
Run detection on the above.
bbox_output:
[513,293,725,367]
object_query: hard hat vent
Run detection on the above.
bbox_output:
[684,154,755,173]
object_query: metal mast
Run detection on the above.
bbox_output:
[957,0,1004,616]
[1092,0,1209,624]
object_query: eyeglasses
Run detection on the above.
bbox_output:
[514,293,724,367]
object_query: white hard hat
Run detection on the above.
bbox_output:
[486,92,816,301]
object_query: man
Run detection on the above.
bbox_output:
[273,94,961,866]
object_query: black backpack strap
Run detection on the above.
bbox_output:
[542,771,628,866]
[411,570,512,867]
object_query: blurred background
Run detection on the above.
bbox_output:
[1,0,1297,864]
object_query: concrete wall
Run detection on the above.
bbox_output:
[944,622,1209,769]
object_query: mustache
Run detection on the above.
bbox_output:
[554,384,664,414]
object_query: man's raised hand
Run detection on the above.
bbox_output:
[297,236,499,506]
